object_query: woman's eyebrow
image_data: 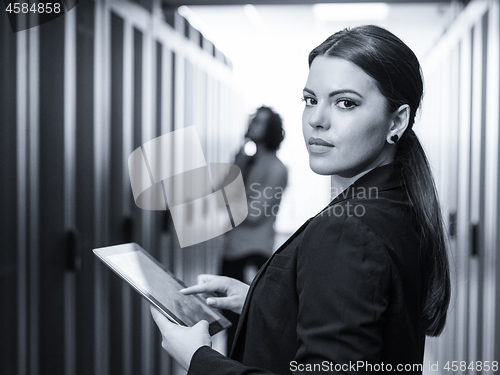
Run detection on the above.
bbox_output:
[329,89,363,98]
[303,87,363,98]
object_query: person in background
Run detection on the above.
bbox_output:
[221,106,288,353]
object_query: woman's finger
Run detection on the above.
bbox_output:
[197,274,218,284]
[191,319,210,333]
[150,305,163,321]
[180,276,228,295]
[180,282,223,295]
[150,305,175,329]
[150,305,211,370]
[206,296,240,311]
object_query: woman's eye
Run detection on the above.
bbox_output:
[336,99,358,109]
[301,96,317,106]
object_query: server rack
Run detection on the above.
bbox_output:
[421,0,500,372]
[0,1,245,374]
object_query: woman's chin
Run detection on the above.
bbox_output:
[309,159,361,178]
[309,160,337,176]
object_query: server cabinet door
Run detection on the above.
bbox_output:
[38,13,68,375]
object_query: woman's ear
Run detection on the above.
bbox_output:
[387,104,410,144]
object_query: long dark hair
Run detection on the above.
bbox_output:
[309,25,450,336]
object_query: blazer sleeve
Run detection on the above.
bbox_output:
[189,346,275,375]
[188,214,392,375]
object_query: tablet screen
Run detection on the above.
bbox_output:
[93,243,230,335]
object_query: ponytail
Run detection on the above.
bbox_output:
[397,129,450,336]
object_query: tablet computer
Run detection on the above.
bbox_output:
[93,243,231,336]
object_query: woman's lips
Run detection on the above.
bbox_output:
[308,137,334,153]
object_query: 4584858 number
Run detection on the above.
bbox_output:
[5,2,61,14]
[444,361,498,372]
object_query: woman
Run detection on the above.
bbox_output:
[221,106,288,352]
[151,25,450,374]
[222,106,287,286]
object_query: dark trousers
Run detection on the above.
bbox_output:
[221,254,268,354]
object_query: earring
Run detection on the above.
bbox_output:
[390,134,399,144]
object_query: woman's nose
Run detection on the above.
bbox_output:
[308,104,331,129]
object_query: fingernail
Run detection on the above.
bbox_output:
[179,288,186,293]
[207,298,215,306]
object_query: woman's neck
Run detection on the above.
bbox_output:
[330,172,370,200]
[255,143,273,156]
[330,154,394,200]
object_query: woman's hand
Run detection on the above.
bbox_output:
[150,306,211,370]
[180,274,250,314]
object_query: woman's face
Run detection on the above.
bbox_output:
[246,110,269,143]
[302,56,396,178]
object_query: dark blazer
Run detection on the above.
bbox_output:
[188,164,427,374]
